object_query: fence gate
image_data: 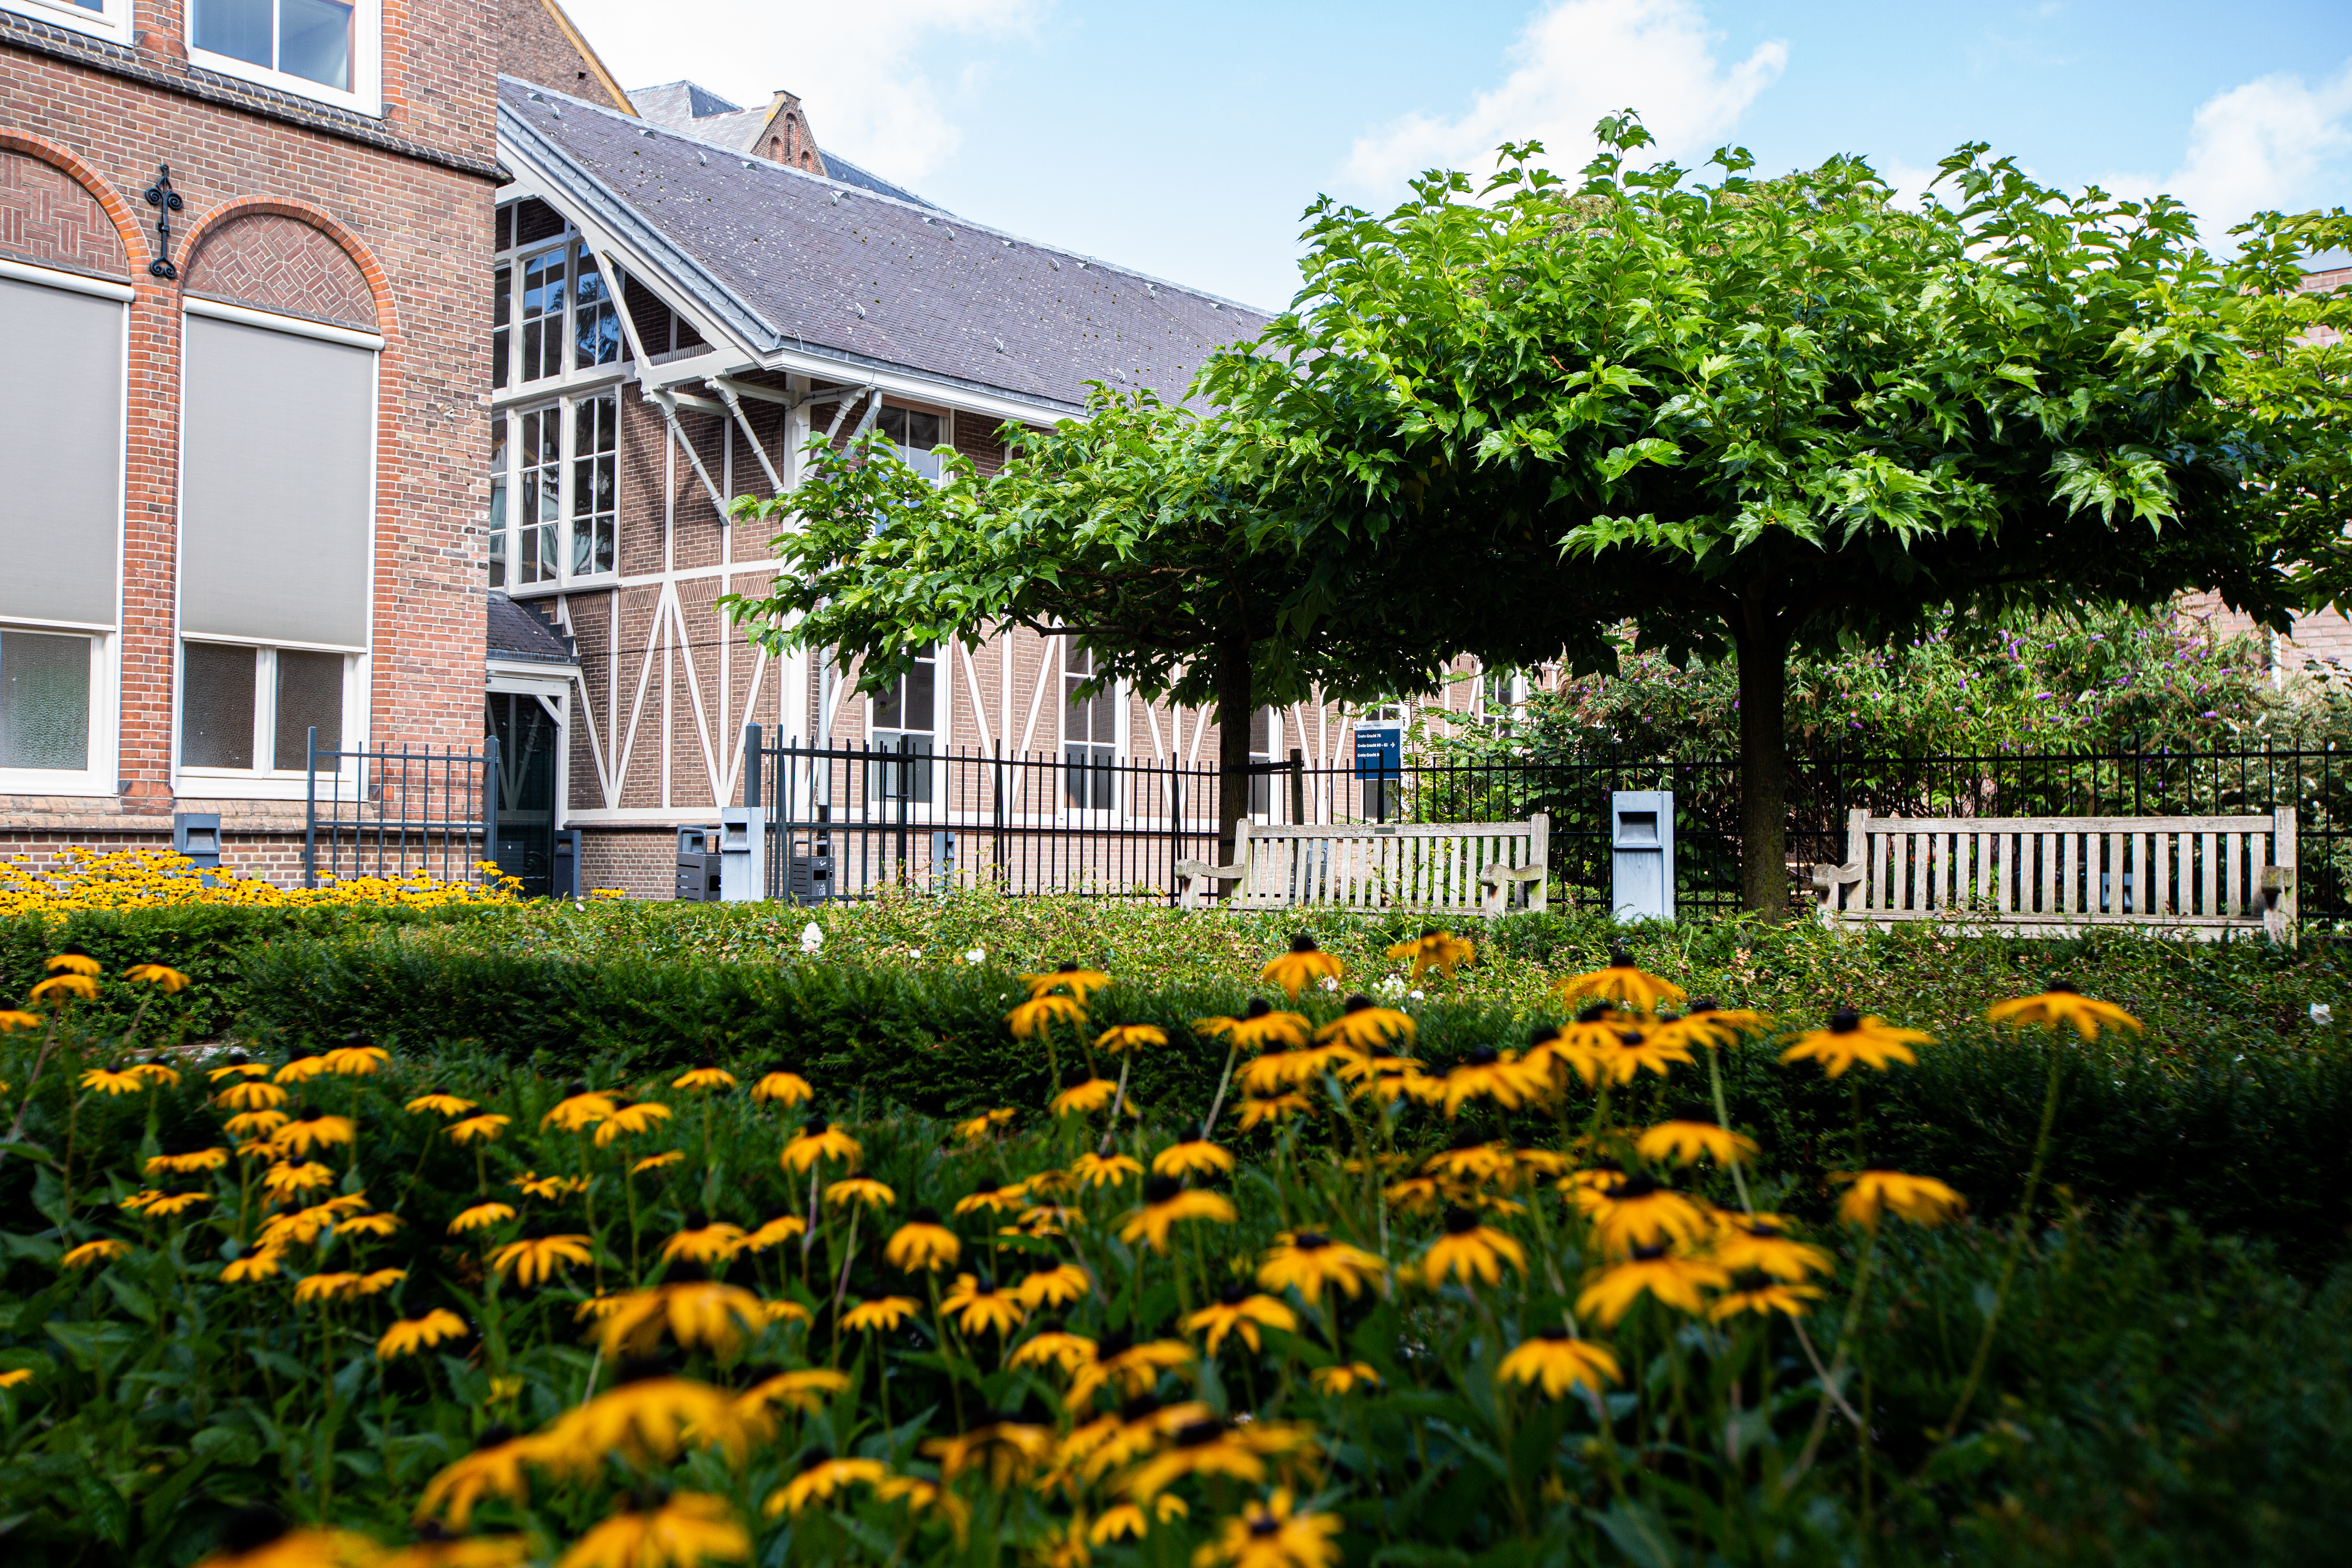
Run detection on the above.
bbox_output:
[303,728,497,889]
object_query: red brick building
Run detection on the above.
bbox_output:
[0,0,498,880]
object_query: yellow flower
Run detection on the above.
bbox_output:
[1241,1046,1349,1095]
[539,1088,617,1132]
[45,948,102,977]
[1087,1495,1189,1545]
[274,1111,356,1155]
[417,1429,543,1527]
[1194,1000,1312,1053]
[1022,964,1113,1002]
[1986,981,2142,1040]
[447,1114,512,1145]
[633,1151,686,1176]
[1051,1077,1120,1118]
[489,1234,596,1286]
[557,1492,748,1568]
[258,1202,345,1248]
[122,963,191,991]
[953,1106,1018,1142]
[1152,1137,1236,1179]
[322,1044,389,1076]
[294,1271,365,1303]
[1256,1230,1388,1303]
[79,1067,151,1096]
[591,1100,673,1146]
[1707,1280,1823,1321]
[1706,1219,1834,1282]
[1236,1092,1314,1131]
[1836,1170,1969,1230]
[1070,1152,1144,1188]
[873,1475,971,1540]
[341,1215,405,1241]
[782,1118,862,1173]
[1576,1246,1731,1327]
[555,1377,757,1468]
[660,1223,748,1264]
[597,1281,769,1358]
[673,1065,737,1092]
[1120,1178,1237,1254]
[1120,1419,1270,1501]
[740,1215,807,1252]
[448,1203,517,1236]
[1650,1000,1771,1052]
[1010,993,1089,1039]
[1554,944,1684,1015]
[1260,933,1344,1000]
[1595,1027,1695,1085]
[274,1049,331,1084]
[261,1160,338,1204]
[406,1090,479,1117]
[125,1190,211,1219]
[220,1247,285,1283]
[840,1296,920,1332]
[1315,996,1416,1050]
[31,973,97,1002]
[227,1109,291,1143]
[0,1010,45,1032]
[1420,1208,1526,1288]
[1310,1361,1381,1394]
[749,1067,814,1106]
[1387,928,1474,986]
[510,1170,586,1200]
[0,1368,33,1389]
[1573,1173,1714,1256]
[1636,1114,1758,1167]
[62,1238,130,1269]
[1009,1329,1099,1375]
[378,1308,470,1359]
[941,1271,1027,1335]
[762,1298,812,1327]
[208,1056,270,1081]
[1779,1009,1935,1077]
[1012,1262,1091,1309]
[1186,1286,1296,1354]
[1421,1136,1510,1183]
[766,1455,889,1517]
[1498,1330,1621,1399]
[1437,1047,1540,1116]
[130,1060,182,1088]
[883,1210,962,1272]
[1095,1022,1169,1054]
[922,1416,1055,1489]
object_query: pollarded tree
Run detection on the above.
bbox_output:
[1204,116,2352,915]
[721,390,1525,865]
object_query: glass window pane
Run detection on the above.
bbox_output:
[273,650,344,770]
[877,407,907,445]
[873,678,902,732]
[906,655,935,732]
[0,631,89,771]
[279,0,352,91]
[906,411,941,450]
[496,204,514,254]
[182,642,256,769]
[192,0,272,67]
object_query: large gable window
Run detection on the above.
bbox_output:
[187,0,381,116]
[486,394,615,590]
[492,202,624,391]
[869,644,936,804]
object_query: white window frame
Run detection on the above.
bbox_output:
[1060,639,1123,824]
[185,0,383,118]
[173,637,369,795]
[486,392,619,594]
[0,624,119,797]
[492,204,625,398]
[1,0,131,44]
[877,404,952,483]
[866,644,941,811]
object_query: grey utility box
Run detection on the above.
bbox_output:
[1610,791,1675,924]
[172,812,222,870]
[718,807,764,903]
[675,826,723,902]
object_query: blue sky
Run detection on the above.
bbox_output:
[562,0,2352,312]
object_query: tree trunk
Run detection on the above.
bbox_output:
[1733,602,1789,919]
[1213,628,1254,881]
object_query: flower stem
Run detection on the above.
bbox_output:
[1201,1041,1241,1139]
[1098,1053,1134,1156]
[1942,1045,2064,1434]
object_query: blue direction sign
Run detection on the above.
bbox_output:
[1353,721,1401,780]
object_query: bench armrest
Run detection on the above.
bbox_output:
[1173,858,1246,910]
[1479,862,1548,915]
[1810,862,1863,925]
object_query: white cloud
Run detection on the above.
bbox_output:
[558,0,1040,180]
[2100,59,2352,244]
[1339,0,1786,198]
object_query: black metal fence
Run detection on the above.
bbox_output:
[303,730,497,890]
[751,733,2352,917]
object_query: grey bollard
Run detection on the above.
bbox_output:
[1610,790,1675,924]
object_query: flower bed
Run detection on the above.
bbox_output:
[0,939,2347,1566]
[0,848,525,918]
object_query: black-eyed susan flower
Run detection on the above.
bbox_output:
[539,1085,616,1131]
[749,1066,813,1106]
[673,1064,737,1093]
[559,1491,748,1568]
[1319,996,1416,1055]
[207,1054,268,1082]
[123,1189,211,1219]
[45,947,100,977]
[1051,1076,1119,1118]
[1986,980,2141,1040]
[1120,1176,1236,1254]
[1336,1045,1431,1101]
[1835,1170,1968,1230]
[1013,1262,1091,1309]
[293,1272,365,1304]
[257,1203,341,1248]
[1388,928,1474,986]
[1574,1172,1713,1255]
[448,1202,516,1236]
[62,1238,130,1269]
[953,1180,1023,1218]
[1195,998,1312,1054]
[1497,1328,1621,1399]
[1070,1152,1143,1188]
[1422,1130,1511,1184]
[884,1208,962,1272]
[1310,1361,1382,1395]
[0,1010,40,1033]
[1186,1282,1296,1353]
[739,1215,806,1252]
[354,1267,406,1295]
[1437,1045,1540,1116]
[79,1067,152,1096]
[416,1425,540,1527]
[1152,1134,1235,1180]
[377,1308,470,1360]
[734,1367,851,1424]
[122,963,190,991]
[1068,1330,1197,1406]
[1779,1009,1935,1077]
[1706,1218,1834,1282]
[661,1222,747,1264]
[825,1176,896,1212]
[406,1088,477,1118]
[130,1060,182,1088]
[1650,999,1771,1052]
[761,1298,812,1330]
[145,1145,230,1177]
[782,1117,862,1173]
[488,1234,595,1286]
[31,973,99,1002]
[873,1475,970,1539]
[1576,1245,1731,1327]
[1555,943,1684,1014]
[1010,993,1089,1039]
[227,1109,291,1147]
[923,1414,1056,1489]
[273,1048,330,1085]
[274,1108,355,1156]
[215,1077,288,1113]
[322,1043,388,1076]
[1096,1022,1169,1054]
[1123,1418,1267,1500]
[220,1247,285,1283]
[447,1113,511,1146]
[1023,963,1113,1002]
[1420,1207,1526,1288]
[1523,1011,1618,1091]
[942,1272,1027,1336]
[1383,1176,1445,1215]
[1194,1488,1341,1568]
[597,1280,768,1358]
[557,1375,756,1467]
[1236,1092,1313,1131]
[840,1295,920,1333]
[953,1106,1018,1143]
[1256,1230,1388,1302]
[633,1151,685,1176]
[1597,1027,1693,1085]
[765,1454,889,1517]
[1636,1109,1758,1167]
[340,1217,405,1246]
[0,1369,32,1390]
[261,1160,337,1205]
[510,1170,586,1201]
[1261,933,1344,1000]
[1707,1277,1823,1321]
[1085,1494,1190,1545]
[1009,1327,1099,1375]
[591,1100,673,1147]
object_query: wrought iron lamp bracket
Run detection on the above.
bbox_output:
[144,164,183,281]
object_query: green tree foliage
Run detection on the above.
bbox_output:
[1204,116,2352,914]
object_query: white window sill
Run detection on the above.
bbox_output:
[0,0,130,45]
[175,769,361,802]
[0,769,117,797]
[187,45,381,118]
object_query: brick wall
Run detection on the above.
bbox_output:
[2,1,496,882]
[496,0,634,116]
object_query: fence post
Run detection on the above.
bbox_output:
[1289,747,1305,825]
[303,725,319,890]
[481,735,500,888]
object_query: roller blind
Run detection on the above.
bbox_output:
[180,314,375,648]
[0,276,124,626]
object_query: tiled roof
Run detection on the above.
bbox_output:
[498,79,1272,413]
[488,592,577,665]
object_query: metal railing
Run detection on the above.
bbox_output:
[303,729,497,890]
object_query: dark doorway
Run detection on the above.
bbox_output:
[487,693,560,895]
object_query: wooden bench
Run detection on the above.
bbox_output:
[1812,808,2296,941]
[1175,815,1550,915]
